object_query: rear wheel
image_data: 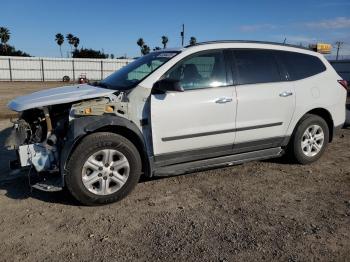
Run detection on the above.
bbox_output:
[65,132,142,205]
[288,114,329,164]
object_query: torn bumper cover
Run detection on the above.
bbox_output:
[5,119,58,173]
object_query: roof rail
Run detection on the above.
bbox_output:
[185,40,312,51]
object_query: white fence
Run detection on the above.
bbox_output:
[0,56,133,81]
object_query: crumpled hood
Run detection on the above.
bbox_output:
[7,84,116,112]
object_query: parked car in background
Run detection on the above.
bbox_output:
[6,41,347,205]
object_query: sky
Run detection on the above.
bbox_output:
[1,0,350,58]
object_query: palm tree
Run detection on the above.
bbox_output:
[66,33,74,55]
[72,36,80,50]
[0,27,11,52]
[189,36,197,46]
[137,38,145,55]
[141,45,150,55]
[161,35,168,49]
[55,33,64,57]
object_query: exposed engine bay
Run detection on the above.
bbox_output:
[6,104,70,172]
[5,91,131,190]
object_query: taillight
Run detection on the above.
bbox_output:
[338,80,348,90]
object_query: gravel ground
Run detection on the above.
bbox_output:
[0,82,349,261]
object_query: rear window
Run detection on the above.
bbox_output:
[234,50,282,85]
[276,51,326,80]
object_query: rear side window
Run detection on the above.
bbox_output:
[234,50,281,85]
[276,51,326,80]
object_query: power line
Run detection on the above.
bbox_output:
[335,41,344,60]
[181,24,185,47]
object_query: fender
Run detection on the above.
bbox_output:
[59,115,150,184]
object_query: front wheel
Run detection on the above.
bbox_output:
[288,114,329,165]
[65,132,142,205]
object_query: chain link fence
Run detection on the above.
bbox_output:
[0,56,133,81]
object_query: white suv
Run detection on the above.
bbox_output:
[6,41,347,205]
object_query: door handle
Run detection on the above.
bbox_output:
[215,97,233,104]
[279,91,293,97]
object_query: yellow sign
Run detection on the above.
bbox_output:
[309,43,332,54]
[317,43,332,54]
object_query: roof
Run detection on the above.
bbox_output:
[185,40,312,52]
[152,48,183,53]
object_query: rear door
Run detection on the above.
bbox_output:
[232,49,295,146]
[150,50,237,156]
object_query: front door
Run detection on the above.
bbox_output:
[150,50,237,156]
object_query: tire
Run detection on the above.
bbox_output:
[62,75,70,82]
[65,132,142,205]
[288,114,329,165]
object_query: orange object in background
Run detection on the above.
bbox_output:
[309,43,332,54]
[78,73,89,84]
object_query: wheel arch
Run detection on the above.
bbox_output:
[93,125,150,177]
[60,115,152,183]
[295,108,334,142]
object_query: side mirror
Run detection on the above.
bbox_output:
[152,79,184,94]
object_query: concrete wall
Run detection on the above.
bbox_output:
[0,56,133,81]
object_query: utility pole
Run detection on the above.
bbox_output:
[181,24,185,47]
[335,41,344,60]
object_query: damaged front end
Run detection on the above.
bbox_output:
[6,108,61,172]
[5,104,70,191]
[5,87,131,192]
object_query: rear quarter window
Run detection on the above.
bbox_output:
[276,51,326,80]
[234,50,282,85]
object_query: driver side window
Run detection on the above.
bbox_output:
[163,50,228,90]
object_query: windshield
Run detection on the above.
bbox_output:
[97,51,179,90]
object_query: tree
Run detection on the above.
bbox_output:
[0,27,11,52]
[66,33,74,55]
[137,38,145,55]
[72,36,80,50]
[189,36,197,46]
[0,44,30,56]
[161,35,168,49]
[153,46,161,51]
[110,54,115,59]
[141,45,150,55]
[72,48,108,59]
[55,33,64,57]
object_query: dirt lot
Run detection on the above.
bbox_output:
[0,81,71,119]
[0,82,349,261]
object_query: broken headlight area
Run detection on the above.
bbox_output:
[6,105,69,174]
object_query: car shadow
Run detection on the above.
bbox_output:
[0,126,16,177]
[262,155,294,165]
[0,170,160,206]
[0,176,81,205]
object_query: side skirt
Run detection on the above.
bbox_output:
[153,147,284,177]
